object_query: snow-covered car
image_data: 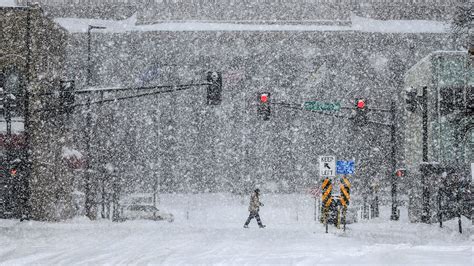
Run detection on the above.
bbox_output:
[121,205,174,222]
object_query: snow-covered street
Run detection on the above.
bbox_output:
[0,193,471,265]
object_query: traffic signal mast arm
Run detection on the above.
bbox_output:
[35,82,211,112]
[338,105,391,113]
[270,100,394,127]
[73,83,211,95]
[73,83,211,108]
[35,70,222,115]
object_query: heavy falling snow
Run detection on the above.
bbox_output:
[0,0,473,265]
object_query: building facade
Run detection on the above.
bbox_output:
[15,0,465,21]
[1,6,72,220]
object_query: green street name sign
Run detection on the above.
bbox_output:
[304,101,341,111]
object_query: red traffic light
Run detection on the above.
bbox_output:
[258,92,271,120]
[395,169,405,177]
[356,99,366,109]
[10,168,17,176]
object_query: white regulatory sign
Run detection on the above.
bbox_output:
[319,156,336,177]
[471,163,473,182]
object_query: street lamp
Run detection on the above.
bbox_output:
[87,25,106,87]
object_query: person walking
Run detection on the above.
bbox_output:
[243,188,265,228]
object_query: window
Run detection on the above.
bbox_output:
[463,128,473,163]
[439,87,464,115]
[2,67,24,117]
[467,87,473,115]
[436,55,473,88]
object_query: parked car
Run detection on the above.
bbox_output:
[121,205,174,222]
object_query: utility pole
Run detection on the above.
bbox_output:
[421,87,430,223]
[20,5,32,221]
[390,101,399,220]
[84,98,95,220]
[84,25,105,220]
[4,89,13,218]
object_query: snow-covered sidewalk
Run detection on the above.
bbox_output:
[0,193,471,265]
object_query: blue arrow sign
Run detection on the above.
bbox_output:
[336,160,355,175]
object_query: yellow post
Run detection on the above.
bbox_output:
[336,205,341,229]
[343,206,347,232]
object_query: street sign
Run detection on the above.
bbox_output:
[339,177,351,207]
[319,156,336,177]
[321,178,333,208]
[304,101,341,111]
[336,160,355,175]
[471,163,473,181]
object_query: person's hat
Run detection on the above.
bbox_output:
[254,188,260,193]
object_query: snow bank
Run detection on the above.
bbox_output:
[54,14,449,34]
[0,0,17,7]
[350,14,449,34]
[0,193,470,265]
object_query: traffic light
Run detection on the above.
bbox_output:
[258,92,271,120]
[354,98,368,125]
[206,71,222,105]
[355,98,367,111]
[9,167,17,177]
[395,169,406,178]
[9,159,22,177]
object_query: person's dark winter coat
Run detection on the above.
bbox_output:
[244,189,265,228]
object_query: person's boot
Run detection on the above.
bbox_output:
[243,224,249,228]
[259,224,266,228]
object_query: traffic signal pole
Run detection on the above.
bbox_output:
[390,101,399,220]
[4,88,13,217]
[83,98,95,220]
[21,7,32,221]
